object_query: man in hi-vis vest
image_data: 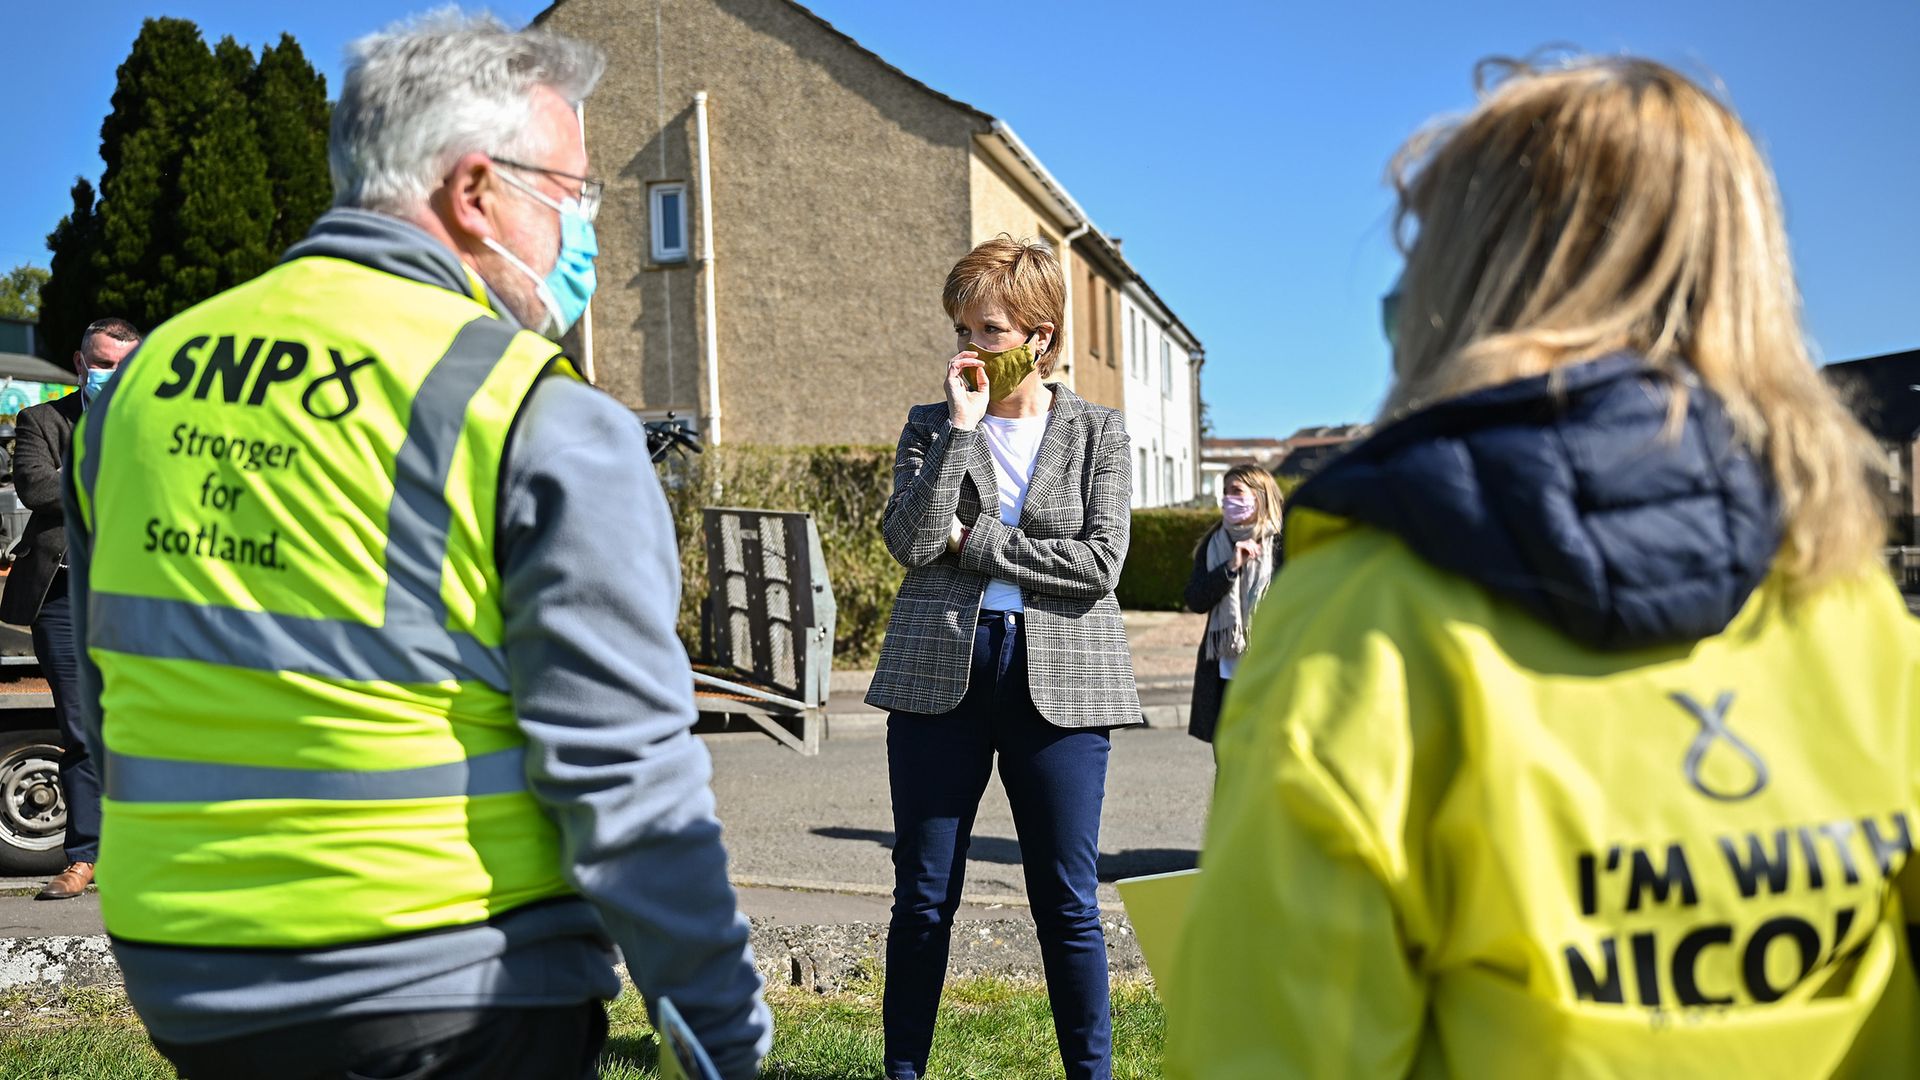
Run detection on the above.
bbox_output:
[64,13,770,1079]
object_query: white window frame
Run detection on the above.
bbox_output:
[1160,338,1173,398]
[649,182,689,263]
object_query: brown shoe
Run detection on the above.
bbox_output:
[35,862,93,901]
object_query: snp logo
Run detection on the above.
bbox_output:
[1672,691,1768,802]
[156,335,376,421]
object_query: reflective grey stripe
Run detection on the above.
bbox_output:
[87,594,503,687]
[105,746,528,803]
[384,317,519,644]
[86,315,532,691]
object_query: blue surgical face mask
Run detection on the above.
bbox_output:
[485,168,599,341]
[1381,277,1403,350]
[82,367,113,404]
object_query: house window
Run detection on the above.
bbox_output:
[1137,447,1148,503]
[1090,271,1110,365]
[650,182,688,263]
[1162,456,1174,506]
[1104,287,1116,367]
[1161,338,1173,398]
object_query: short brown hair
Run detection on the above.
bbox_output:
[941,235,1066,374]
[81,317,142,349]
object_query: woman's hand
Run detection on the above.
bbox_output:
[1230,538,1264,572]
[946,353,989,431]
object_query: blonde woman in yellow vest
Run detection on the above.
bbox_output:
[65,14,768,1079]
[1164,57,1920,1078]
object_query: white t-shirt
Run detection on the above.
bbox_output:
[977,412,1050,613]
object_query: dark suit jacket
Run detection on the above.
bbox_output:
[866,384,1140,728]
[1,391,82,626]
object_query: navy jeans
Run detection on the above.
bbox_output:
[884,613,1113,1080]
[33,578,98,864]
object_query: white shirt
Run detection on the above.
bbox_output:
[977,412,1050,613]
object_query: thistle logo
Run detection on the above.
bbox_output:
[1672,692,1768,802]
[301,349,377,421]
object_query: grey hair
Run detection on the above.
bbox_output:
[330,8,606,212]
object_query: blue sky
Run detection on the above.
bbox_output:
[6,0,1916,437]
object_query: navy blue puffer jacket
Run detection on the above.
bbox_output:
[1290,354,1783,650]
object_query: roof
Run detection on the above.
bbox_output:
[1824,349,1920,442]
[1287,422,1369,441]
[532,0,991,124]
[1204,437,1287,451]
[0,352,76,385]
[533,0,1202,354]
[1274,441,1352,478]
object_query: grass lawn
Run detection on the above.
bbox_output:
[0,977,1166,1079]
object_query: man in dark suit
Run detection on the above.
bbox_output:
[3,317,140,900]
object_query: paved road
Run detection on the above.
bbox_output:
[0,725,1216,938]
[710,725,1215,910]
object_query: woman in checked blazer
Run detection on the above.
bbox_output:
[865,236,1139,1080]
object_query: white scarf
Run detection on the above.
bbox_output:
[1205,521,1274,663]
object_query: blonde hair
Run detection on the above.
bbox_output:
[942,235,1066,375]
[1385,55,1885,591]
[1222,464,1284,540]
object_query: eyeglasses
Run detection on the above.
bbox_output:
[491,157,604,222]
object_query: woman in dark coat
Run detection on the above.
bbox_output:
[1183,463,1283,742]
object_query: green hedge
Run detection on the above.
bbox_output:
[1117,508,1220,611]
[657,451,1226,663]
[659,445,901,669]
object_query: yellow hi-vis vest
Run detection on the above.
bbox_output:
[1164,508,1920,1079]
[73,254,579,949]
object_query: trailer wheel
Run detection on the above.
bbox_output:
[0,730,66,875]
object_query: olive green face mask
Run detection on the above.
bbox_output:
[966,340,1038,401]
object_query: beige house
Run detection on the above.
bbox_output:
[535,0,1197,445]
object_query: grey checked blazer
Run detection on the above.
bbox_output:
[866,384,1141,728]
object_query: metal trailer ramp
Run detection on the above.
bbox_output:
[693,508,835,755]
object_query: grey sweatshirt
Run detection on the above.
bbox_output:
[63,210,772,1078]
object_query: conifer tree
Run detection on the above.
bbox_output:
[92,18,228,331]
[38,179,103,359]
[250,35,333,255]
[172,37,275,297]
[54,19,331,333]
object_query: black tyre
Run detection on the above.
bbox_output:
[0,729,66,874]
